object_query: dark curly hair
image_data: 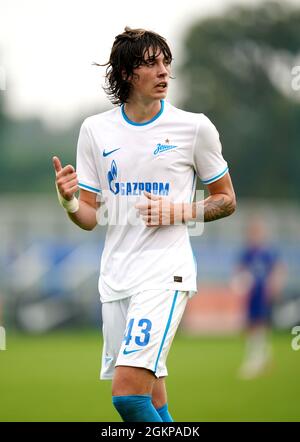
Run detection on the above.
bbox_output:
[95,27,173,105]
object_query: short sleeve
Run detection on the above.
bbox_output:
[76,121,101,194]
[193,114,229,185]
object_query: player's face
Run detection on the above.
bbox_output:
[129,48,171,102]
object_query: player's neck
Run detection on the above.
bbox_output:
[123,99,162,124]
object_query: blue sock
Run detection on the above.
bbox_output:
[156,403,174,422]
[112,394,163,422]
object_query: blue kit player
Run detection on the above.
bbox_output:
[233,217,286,379]
[52,27,236,421]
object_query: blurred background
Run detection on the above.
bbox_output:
[0,0,299,422]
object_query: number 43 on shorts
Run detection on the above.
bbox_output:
[123,318,152,347]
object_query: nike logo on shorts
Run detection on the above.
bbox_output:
[103,148,121,157]
[123,348,142,355]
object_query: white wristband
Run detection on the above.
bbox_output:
[56,183,79,213]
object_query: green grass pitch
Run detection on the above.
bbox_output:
[0,330,299,421]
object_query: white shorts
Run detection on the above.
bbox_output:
[100,289,189,380]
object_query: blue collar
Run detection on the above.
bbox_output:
[121,100,164,126]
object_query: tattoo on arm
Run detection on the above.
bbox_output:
[204,197,236,222]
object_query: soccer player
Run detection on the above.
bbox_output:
[52,27,236,422]
[232,217,286,379]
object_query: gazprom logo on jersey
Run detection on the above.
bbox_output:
[153,143,178,156]
[107,160,170,196]
[108,160,118,194]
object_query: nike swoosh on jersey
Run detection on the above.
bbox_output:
[103,148,121,157]
[123,348,142,355]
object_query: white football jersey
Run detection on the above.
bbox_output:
[76,100,228,302]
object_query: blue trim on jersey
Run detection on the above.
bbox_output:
[78,182,101,193]
[121,100,164,126]
[154,290,178,373]
[201,166,228,185]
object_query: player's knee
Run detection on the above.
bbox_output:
[151,385,167,409]
[152,377,167,409]
[112,366,154,396]
[111,369,136,396]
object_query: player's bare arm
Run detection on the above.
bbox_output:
[197,172,236,222]
[53,156,99,231]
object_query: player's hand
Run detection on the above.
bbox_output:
[52,156,79,201]
[135,191,184,227]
